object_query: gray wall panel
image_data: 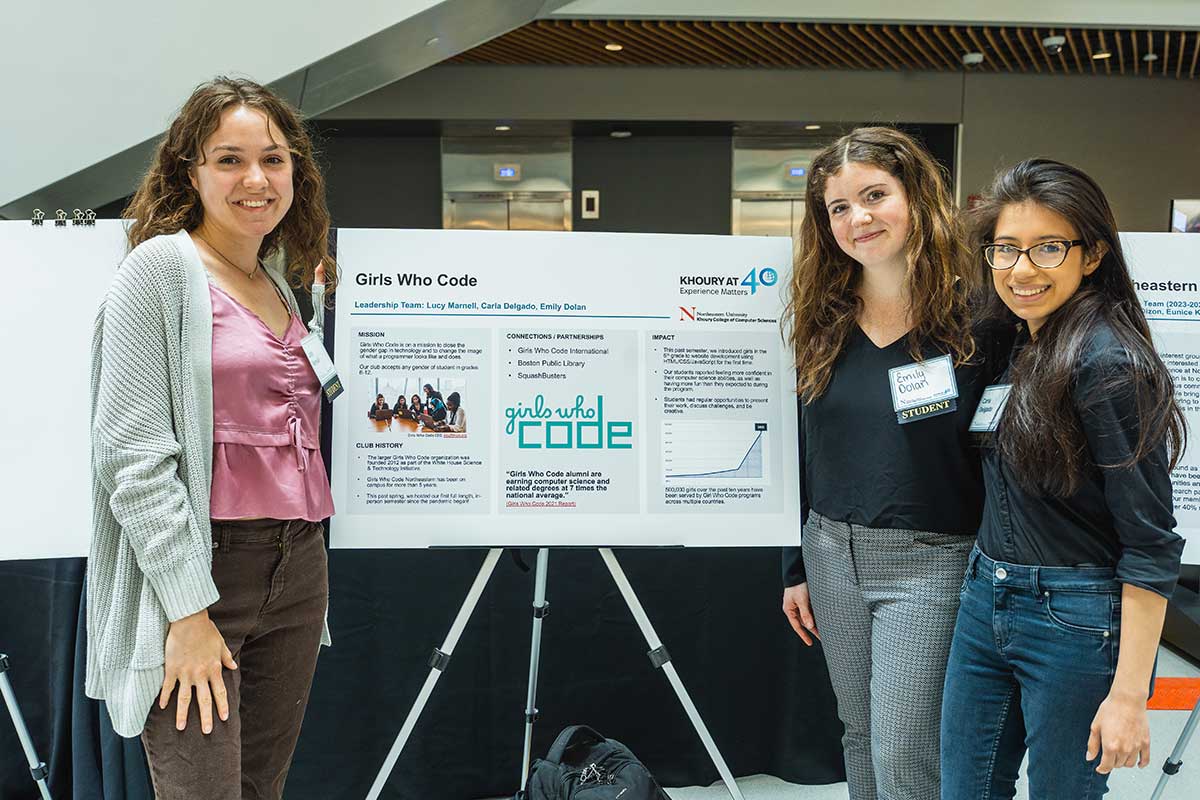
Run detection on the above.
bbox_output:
[572,136,731,234]
[321,136,442,229]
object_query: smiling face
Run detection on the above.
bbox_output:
[989,201,1103,336]
[822,162,911,270]
[188,105,294,245]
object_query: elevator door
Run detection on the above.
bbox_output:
[443,192,572,232]
[731,198,806,240]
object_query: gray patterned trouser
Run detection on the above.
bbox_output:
[803,511,972,800]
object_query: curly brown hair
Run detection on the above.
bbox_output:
[123,76,336,295]
[784,127,976,401]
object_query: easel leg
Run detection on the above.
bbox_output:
[0,655,53,800]
[1150,695,1200,800]
[365,548,504,800]
[597,549,746,800]
[520,549,551,790]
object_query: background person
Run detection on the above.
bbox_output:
[368,394,390,419]
[940,159,1186,798]
[431,391,466,432]
[408,393,424,418]
[780,127,1009,800]
[423,383,447,422]
[87,76,337,800]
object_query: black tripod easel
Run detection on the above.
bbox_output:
[1150,694,1200,799]
[364,547,746,800]
[0,654,52,800]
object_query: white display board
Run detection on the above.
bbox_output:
[1125,232,1200,564]
[329,229,800,548]
[0,220,126,560]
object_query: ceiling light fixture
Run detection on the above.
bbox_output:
[425,36,440,47]
[1092,49,1112,60]
[1041,36,1065,55]
[495,125,511,132]
[962,51,985,66]
[610,130,632,138]
[605,43,624,52]
[1144,52,1159,62]
[805,124,822,130]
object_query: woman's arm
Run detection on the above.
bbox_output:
[93,257,219,620]
[1086,584,1166,773]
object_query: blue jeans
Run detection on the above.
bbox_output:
[940,546,1120,800]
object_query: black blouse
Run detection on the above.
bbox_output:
[977,322,1183,598]
[783,322,1012,585]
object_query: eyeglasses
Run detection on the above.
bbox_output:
[982,239,1086,270]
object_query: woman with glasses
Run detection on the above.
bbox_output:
[941,159,1185,798]
[780,127,1011,800]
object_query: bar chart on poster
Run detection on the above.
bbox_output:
[662,421,768,481]
[328,228,799,549]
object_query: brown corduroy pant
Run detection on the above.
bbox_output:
[141,518,328,800]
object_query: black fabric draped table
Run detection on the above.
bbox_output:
[1,546,844,799]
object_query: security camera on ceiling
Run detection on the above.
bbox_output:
[1042,35,1066,55]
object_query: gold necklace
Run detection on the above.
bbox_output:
[195,234,259,279]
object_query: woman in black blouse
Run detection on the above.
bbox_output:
[940,159,1185,798]
[780,127,1007,800]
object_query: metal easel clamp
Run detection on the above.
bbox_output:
[525,709,539,724]
[0,654,9,672]
[31,762,48,781]
[647,645,671,669]
[428,648,452,672]
[533,603,550,619]
[1162,758,1182,775]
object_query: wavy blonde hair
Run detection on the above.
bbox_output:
[784,127,976,401]
[123,76,336,295]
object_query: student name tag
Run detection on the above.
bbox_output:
[300,331,344,402]
[968,384,1012,433]
[888,354,959,424]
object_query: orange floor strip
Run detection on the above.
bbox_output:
[1147,677,1200,710]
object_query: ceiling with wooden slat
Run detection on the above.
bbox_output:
[451,19,1200,80]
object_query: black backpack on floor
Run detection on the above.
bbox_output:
[517,725,671,800]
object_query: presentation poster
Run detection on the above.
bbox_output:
[1126,232,1200,563]
[328,229,799,548]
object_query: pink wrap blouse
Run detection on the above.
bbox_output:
[208,282,334,522]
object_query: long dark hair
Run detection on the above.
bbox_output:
[972,158,1185,495]
[784,127,977,401]
[124,76,336,295]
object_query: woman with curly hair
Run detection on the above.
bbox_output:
[779,127,1009,799]
[86,76,337,799]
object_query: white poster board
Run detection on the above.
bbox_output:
[0,220,126,560]
[329,229,799,548]
[1125,232,1200,564]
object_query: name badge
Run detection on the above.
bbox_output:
[969,384,1012,433]
[888,354,959,424]
[300,331,344,402]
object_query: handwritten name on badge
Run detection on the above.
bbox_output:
[887,354,959,424]
[969,384,1012,433]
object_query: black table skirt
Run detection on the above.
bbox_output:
[1,547,844,799]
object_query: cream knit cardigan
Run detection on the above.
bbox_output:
[86,230,329,737]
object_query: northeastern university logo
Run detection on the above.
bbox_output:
[680,306,696,321]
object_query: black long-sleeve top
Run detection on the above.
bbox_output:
[782,322,1013,586]
[977,322,1183,598]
